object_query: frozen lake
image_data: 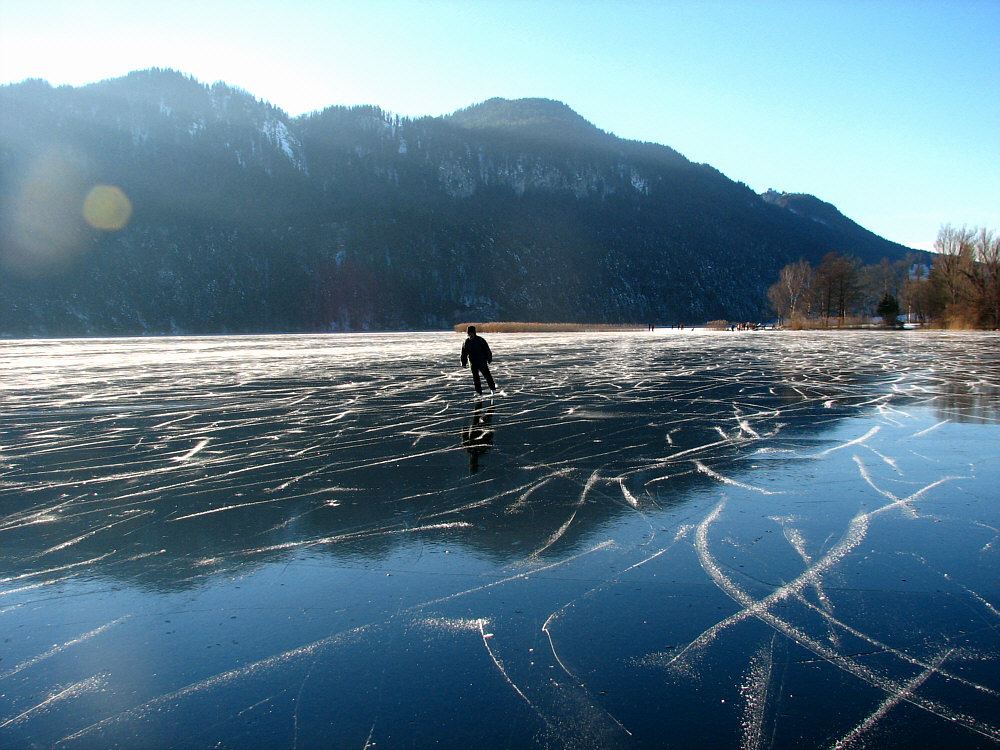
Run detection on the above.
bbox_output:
[1,330,998,749]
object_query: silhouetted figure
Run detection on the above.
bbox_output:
[461,325,497,397]
[462,402,495,473]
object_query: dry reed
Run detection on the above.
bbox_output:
[453,322,646,333]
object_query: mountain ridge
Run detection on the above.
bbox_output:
[0,70,920,336]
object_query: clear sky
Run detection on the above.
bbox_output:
[2,0,998,251]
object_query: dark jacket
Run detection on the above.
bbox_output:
[461,335,492,368]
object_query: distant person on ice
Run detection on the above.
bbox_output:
[461,325,497,397]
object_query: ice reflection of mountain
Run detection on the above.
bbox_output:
[1,331,998,749]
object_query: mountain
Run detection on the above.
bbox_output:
[761,189,893,246]
[451,97,606,138]
[0,70,919,336]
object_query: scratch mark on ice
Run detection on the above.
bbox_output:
[530,470,599,559]
[814,425,880,457]
[911,420,949,438]
[685,495,1000,743]
[173,438,210,461]
[478,619,534,708]
[617,478,639,508]
[829,648,955,750]
[695,461,782,495]
[1,674,109,729]
[739,635,776,750]
[0,617,130,681]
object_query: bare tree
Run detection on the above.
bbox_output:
[901,261,932,325]
[859,256,914,321]
[931,224,976,325]
[813,253,861,326]
[967,227,1000,328]
[767,259,812,325]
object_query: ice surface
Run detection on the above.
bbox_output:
[1,330,998,748]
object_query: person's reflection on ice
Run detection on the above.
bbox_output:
[462,401,495,474]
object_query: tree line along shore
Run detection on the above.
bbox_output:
[767,224,999,330]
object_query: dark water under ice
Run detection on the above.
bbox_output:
[1,330,998,749]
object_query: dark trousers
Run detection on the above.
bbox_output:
[470,363,496,394]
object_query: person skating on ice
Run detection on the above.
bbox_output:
[460,325,497,397]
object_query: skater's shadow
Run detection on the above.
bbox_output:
[462,401,495,474]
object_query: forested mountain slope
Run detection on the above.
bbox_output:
[0,69,916,335]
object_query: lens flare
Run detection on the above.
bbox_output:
[82,185,132,230]
[2,149,90,277]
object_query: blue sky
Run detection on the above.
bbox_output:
[2,0,997,251]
